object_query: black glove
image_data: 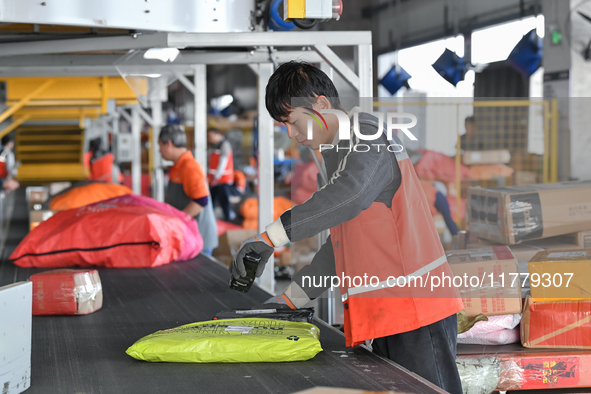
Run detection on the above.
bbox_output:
[230,234,274,279]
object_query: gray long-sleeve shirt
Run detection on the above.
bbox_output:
[267,111,404,302]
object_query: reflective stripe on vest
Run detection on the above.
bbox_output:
[341,254,448,302]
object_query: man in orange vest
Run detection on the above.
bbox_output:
[159,125,218,255]
[231,62,463,393]
[84,137,119,183]
[207,128,236,221]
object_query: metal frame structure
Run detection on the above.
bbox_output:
[0,31,373,295]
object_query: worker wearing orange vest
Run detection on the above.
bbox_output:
[207,128,236,221]
[84,137,121,183]
[231,62,463,393]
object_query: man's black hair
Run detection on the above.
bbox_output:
[265,61,341,122]
[159,124,187,148]
[1,134,13,147]
[89,137,102,153]
[465,116,476,124]
[207,127,222,134]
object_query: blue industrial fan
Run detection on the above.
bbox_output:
[379,65,412,95]
[508,29,543,76]
[432,48,466,86]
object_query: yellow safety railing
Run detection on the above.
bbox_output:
[374,99,559,228]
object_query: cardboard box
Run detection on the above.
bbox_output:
[467,181,591,245]
[278,250,292,267]
[509,238,583,265]
[30,269,103,315]
[0,282,32,394]
[521,294,591,349]
[447,246,522,317]
[26,186,48,204]
[48,182,71,196]
[528,249,591,302]
[514,170,538,186]
[213,229,258,267]
[463,150,511,165]
[29,209,56,231]
[559,230,591,248]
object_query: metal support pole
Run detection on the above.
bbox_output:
[149,78,165,202]
[355,44,374,111]
[193,65,208,171]
[255,63,275,296]
[314,45,360,91]
[551,99,559,183]
[131,107,142,195]
[111,115,120,183]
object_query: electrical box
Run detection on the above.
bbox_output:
[0,282,32,394]
[115,133,134,163]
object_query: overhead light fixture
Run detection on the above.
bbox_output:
[379,65,411,95]
[508,29,543,76]
[211,95,235,112]
[432,48,467,86]
[143,48,180,63]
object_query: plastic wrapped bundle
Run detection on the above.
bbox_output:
[456,357,501,394]
[126,318,322,363]
[30,269,102,315]
[458,314,521,345]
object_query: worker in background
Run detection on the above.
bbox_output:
[0,134,19,193]
[0,134,17,179]
[84,137,121,183]
[207,128,236,221]
[230,170,247,197]
[460,116,484,151]
[231,62,463,394]
[159,125,218,255]
[420,180,459,236]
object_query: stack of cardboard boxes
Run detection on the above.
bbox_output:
[26,186,55,231]
[455,181,591,390]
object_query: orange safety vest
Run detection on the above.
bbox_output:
[208,149,234,184]
[89,153,115,183]
[330,148,464,347]
[420,180,439,217]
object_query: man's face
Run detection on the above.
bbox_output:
[207,131,219,145]
[158,140,173,161]
[465,121,476,137]
[283,103,332,151]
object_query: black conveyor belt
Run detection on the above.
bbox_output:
[0,191,446,394]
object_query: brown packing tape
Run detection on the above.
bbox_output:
[529,315,591,347]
